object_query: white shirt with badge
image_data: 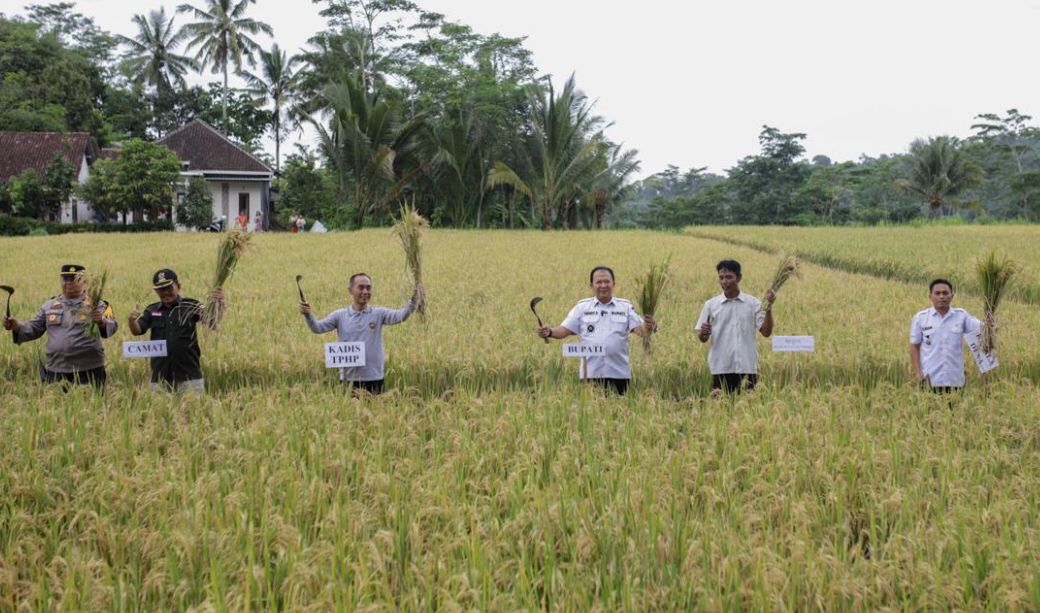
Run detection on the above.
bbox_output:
[695,292,767,375]
[560,297,644,380]
[909,307,981,388]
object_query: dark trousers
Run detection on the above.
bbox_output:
[712,373,757,394]
[41,366,106,388]
[586,378,629,395]
[347,379,384,395]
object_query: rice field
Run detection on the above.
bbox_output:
[1,229,1039,610]
[684,225,1040,304]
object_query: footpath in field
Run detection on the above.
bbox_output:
[685,225,1040,303]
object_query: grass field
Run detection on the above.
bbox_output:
[684,225,1040,304]
[1,229,1039,610]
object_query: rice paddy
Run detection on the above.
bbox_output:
[1,229,1039,610]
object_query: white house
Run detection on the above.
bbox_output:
[159,119,274,231]
[0,131,96,222]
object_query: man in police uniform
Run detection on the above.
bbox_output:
[127,269,223,395]
[299,273,420,395]
[536,266,657,395]
[909,278,982,392]
[696,259,776,393]
[3,264,117,387]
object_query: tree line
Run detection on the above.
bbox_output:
[1,1,1038,229]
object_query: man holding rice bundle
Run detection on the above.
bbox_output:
[299,273,420,395]
[696,259,775,393]
[537,266,657,395]
[2,264,117,388]
[909,279,983,393]
[128,269,224,395]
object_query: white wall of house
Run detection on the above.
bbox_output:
[59,157,95,224]
[207,180,266,231]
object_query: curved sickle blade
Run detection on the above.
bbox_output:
[529,296,548,343]
[0,285,12,318]
[295,275,306,302]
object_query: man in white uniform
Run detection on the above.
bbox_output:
[909,278,982,392]
[537,266,657,395]
[696,259,775,393]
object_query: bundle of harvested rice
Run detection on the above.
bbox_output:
[391,203,428,318]
[975,249,1017,354]
[635,257,670,353]
[203,230,252,330]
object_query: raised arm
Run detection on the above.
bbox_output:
[381,299,415,326]
[300,301,340,334]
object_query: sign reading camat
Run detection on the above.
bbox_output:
[123,340,168,358]
[562,343,606,358]
[325,342,366,368]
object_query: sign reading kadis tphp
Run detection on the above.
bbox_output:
[562,343,606,358]
[123,340,168,358]
[325,342,366,368]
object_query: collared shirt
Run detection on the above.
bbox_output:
[696,292,766,375]
[13,294,117,373]
[910,307,981,388]
[560,296,644,380]
[306,300,415,381]
[134,298,203,384]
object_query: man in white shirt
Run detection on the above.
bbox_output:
[696,259,775,393]
[909,278,982,392]
[537,266,657,395]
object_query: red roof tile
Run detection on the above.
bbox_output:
[0,132,94,182]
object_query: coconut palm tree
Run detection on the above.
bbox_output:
[118,8,198,94]
[486,75,606,230]
[586,143,641,228]
[899,136,982,218]
[176,0,273,134]
[242,43,301,173]
[313,74,427,227]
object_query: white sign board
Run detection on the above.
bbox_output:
[772,336,815,353]
[325,342,366,368]
[965,330,998,374]
[123,340,168,358]
[562,343,606,358]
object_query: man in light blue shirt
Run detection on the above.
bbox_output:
[300,273,419,395]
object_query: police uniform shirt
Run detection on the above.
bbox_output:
[695,292,766,375]
[909,307,981,388]
[561,297,644,380]
[13,295,117,373]
[306,301,415,381]
[135,298,204,384]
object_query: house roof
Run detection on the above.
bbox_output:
[0,132,94,182]
[159,119,272,176]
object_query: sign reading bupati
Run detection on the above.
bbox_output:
[772,336,815,353]
[965,330,998,374]
[562,343,606,358]
[325,342,366,368]
[123,340,168,358]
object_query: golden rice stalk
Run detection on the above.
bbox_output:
[765,251,801,310]
[976,249,1017,354]
[391,203,428,318]
[203,230,253,330]
[634,256,670,353]
[83,268,108,339]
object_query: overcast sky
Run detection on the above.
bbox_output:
[7,0,1039,176]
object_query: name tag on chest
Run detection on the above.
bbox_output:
[123,340,169,358]
[325,342,367,368]
[563,343,606,357]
